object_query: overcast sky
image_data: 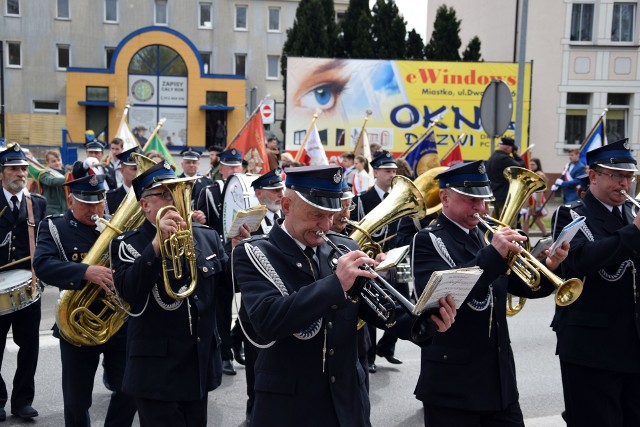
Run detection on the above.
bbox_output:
[370,0,429,41]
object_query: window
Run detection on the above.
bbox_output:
[57,45,70,69]
[267,55,279,79]
[199,2,212,28]
[570,3,594,41]
[206,91,227,106]
[564,92,590,144]
[57,0,69,18]
[105,0,118,22]
[336,12,346,22]
[268,7,280,31]
[235,53,246,76]
[87,87,109,102]
[33,101,60,114]
[155,0,168,25]
[200,52,211,73]
[606,93,630,142]
[235,5,247,30]
[612,3,635,42]
[6,42,21,67]
[6,0,19,15]
[105,47,115,68]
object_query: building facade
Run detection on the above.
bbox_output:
[0,0,348,149]
[427,0,640,173]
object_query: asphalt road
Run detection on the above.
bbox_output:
[1,282,567,426]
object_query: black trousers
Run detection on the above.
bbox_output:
[0,298,40,409]
[215,281,234,361]
[560,360,640,427]
[136,395,207,427]
[367,282,410,363]
[424,400,524,427]
[59,325,137,427]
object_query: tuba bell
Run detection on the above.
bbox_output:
[155,176,198,300]
[56,153,157,346]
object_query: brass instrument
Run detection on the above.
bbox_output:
[474,213,583,308]
[621,190,640,217]
[317,231,436,342]
[349,167,447,258]
[155,176,198,300]
[57,153,156,346]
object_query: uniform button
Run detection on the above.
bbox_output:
[443,355,448,360]
[11,247,15,251]
[498,346,501,352]
[12,235,15,239]
[331,305,338,310]
[194,295,199,301]
[202,266,208,273]
[327,322,333,329]
[197,337,201,342]
[296,262,302,268]
[330,376,336,383]
[146,261,153,266]
[329,349,334,356]
[496,322,500,327]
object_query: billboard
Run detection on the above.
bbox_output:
[285,57,532,161]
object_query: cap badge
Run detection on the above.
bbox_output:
[333,169,342,184]
[89,175,98,187]
[231,149,237,155]
[478,164,486,174]
[12,145,20,152]
[624,140,630,150]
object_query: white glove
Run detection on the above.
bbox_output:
[554,178,564,186]
[551,185,559,192]
[83,157,101,170]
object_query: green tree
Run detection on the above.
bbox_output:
[371,0,406,59]
[406,29,425,60]
[425,5,461,61]
[462,36,483,61]
[338,0,374,58]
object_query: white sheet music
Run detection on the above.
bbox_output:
[413,266,483,314]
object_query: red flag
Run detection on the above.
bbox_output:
[521,150,530,170]
[228,112,270,174]
[440,144,463,167]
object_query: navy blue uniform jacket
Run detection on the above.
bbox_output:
[551,192,640,372]
[0,192,46,270]
[110,220,228,401]
[233,223,430,427]
[411,214,556,411]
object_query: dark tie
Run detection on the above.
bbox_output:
[383,192,389,199]
[303,246,319,276]
[10,196,19,220]
[469,228,482,248]
[273,212,280,221]
[613,207,625,225]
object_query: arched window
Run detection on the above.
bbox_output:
[128,45,187,76]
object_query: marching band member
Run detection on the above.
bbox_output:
[105,147,140,215]
[109,161,230,426]
[412,161,569,427]
[233,165,456,427]
[178,147,212,208]
[0,144,46,421]
[33,172,136,426]
[551,139,640,427]
[74,139,117,190]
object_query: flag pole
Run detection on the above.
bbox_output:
[293,114,319,162]
[579,108,608,152]
[353,110,372,156]
[398,115,443,160]
[226,100,266,150]
[142,118,167,152]
[122,104,141,150]
[439,133,465,162]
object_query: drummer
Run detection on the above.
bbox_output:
[195,148,244,376]
[0,143,47,421]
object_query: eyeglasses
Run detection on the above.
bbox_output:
[143,190,173,201]
[595,171,637,183]
[341,202,356,212]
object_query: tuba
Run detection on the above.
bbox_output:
[155,176,198,300]
[57,153,156,346]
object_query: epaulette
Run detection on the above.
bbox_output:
[423,221,444,232]
[244,234,268,243]
[115,228,140,240]
[106,188,118,194]
[44,213,64,221]
[29,192,46,201]
[193,223,210,230]
[326,230,354,243]
[565,199,584,209]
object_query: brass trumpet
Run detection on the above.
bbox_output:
[155,177,198,300]
[317,231,437,342]
[474,214,583,307]
[620,190,640,217]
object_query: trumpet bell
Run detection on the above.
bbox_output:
[556,277,583,306]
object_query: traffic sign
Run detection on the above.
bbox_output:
[480,79,512,138]
[260,100,275,125]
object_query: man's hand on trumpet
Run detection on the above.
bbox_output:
[490,226,528,259]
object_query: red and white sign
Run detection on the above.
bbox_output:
[260,99,275,125]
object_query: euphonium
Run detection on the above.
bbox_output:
[155,176,198,300]
[57,153,156,346]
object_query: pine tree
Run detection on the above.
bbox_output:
[462,36,483,62]
[371,0,406,59]
[425,5,462,61]
[338,0,374,58]
[406,29,425,60]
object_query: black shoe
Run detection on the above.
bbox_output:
[368,363,377,373]
[0,408,5,421]
[11,405,38,419]
[233,345,246,366]
[222,359,237,375]
[377,350,403,364]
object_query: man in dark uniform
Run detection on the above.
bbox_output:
[0,143,46,421]
[178,147,210,225]
[551,139,640,427]
[352,150,405,371]
[105,147,140,215]
[33,173,137,427]
[486,136,522,219]
[75,139,118,190]
[196,148,244,375]
[233,165,457,427]
[411,160,570,427]
[109,161,229,426]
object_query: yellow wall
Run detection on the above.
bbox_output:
[66,28,246,148]
[5,113,67,146]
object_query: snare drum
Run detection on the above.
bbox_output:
[0,269,40,316]
[222,173,261,239]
